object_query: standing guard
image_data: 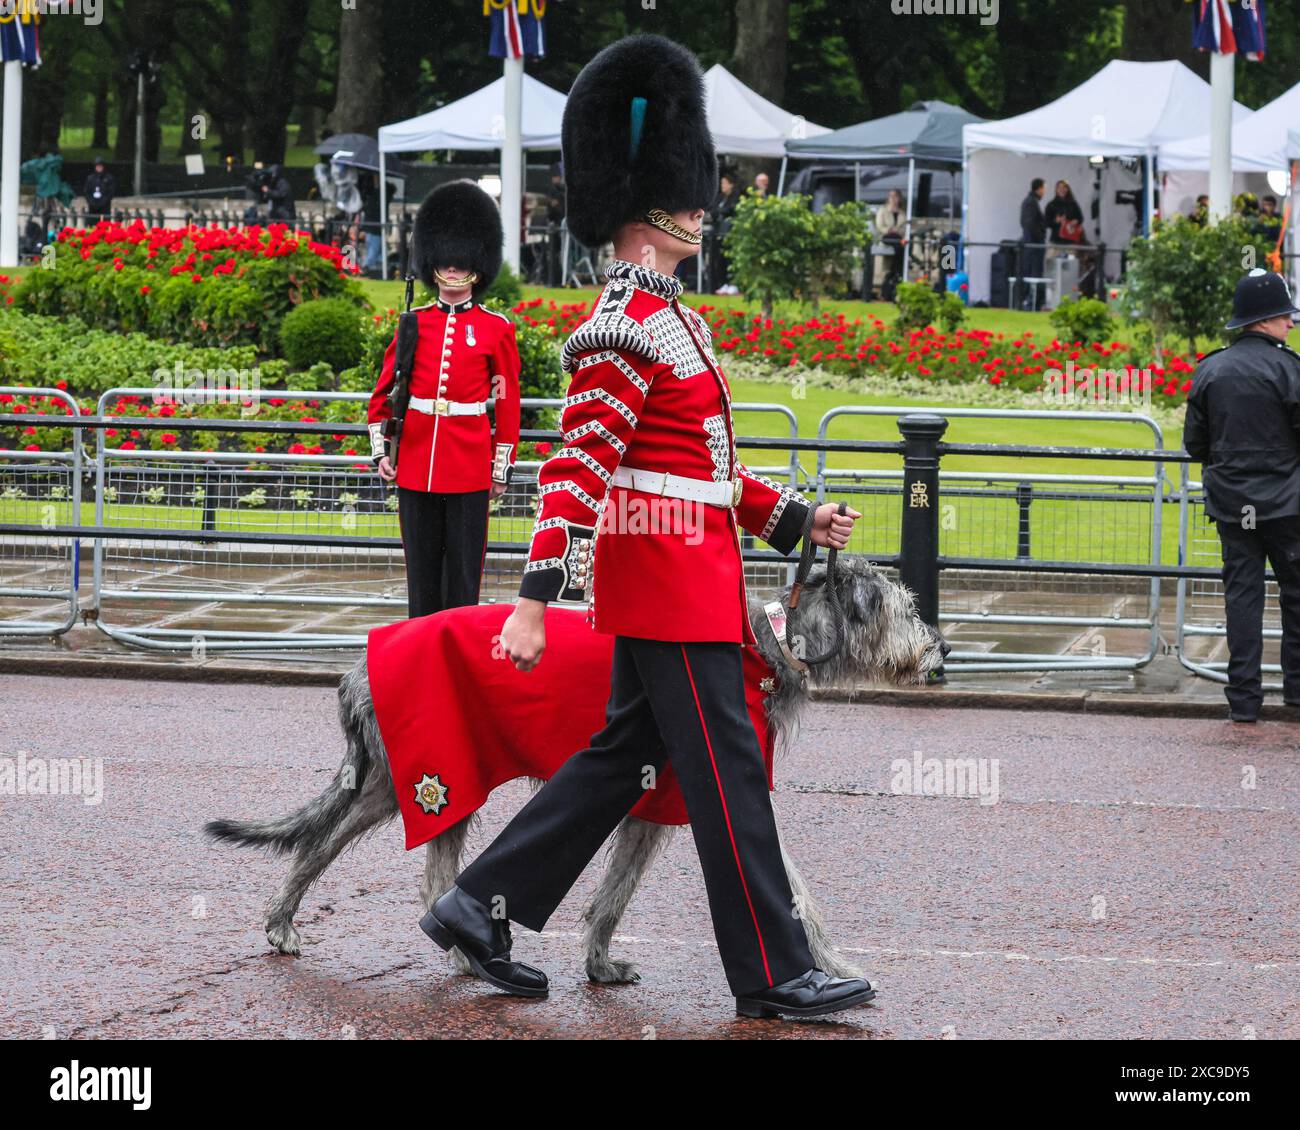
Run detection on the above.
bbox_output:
[368,182,521,617]
[420,35,873,1020]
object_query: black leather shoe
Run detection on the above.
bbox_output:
[420,885,549,998]
[736,968,875,1019]
[1229,710,1259,723]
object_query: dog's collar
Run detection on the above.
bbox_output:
[763,600,810,677]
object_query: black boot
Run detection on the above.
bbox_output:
[736,969,875,1019]
[420,885,549,998]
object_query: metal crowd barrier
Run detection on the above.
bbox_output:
[6,397,1250,683]
[0,387,83,636]
[813,406,1171,673]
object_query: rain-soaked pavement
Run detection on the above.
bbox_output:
[1,672,1297,1040]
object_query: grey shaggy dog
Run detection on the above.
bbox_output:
[205,556,947,984]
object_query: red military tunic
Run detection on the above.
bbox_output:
[519,260,809,643]
[368,297,521,493]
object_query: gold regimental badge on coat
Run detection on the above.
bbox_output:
[413,772,450,815]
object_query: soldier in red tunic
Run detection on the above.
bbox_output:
[421,36,872,1020]
[368,182,521,617]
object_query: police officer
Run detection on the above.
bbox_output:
[419,35,873,1021]
[368,181,521,618]
[83,157,116,225]
[1184,269,1300,722]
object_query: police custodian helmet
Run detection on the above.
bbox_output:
[1225,268,1300,330]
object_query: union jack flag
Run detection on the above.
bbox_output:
[0,0,41,67]
[1192,0,1266,61]
[485,0,547,60]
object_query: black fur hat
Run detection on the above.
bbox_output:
[412,180,504,299]
[561,34,718,248]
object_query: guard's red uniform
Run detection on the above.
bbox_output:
[519,260,808,643]
[367,297,521,492]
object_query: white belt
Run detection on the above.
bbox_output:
[408,396,487,417]
[611,465,742,508]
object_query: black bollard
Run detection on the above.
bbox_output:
[898,413,948,682]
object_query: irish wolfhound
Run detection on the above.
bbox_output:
[205,556,947,983]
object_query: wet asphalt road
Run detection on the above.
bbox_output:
[1,673,1297,1040]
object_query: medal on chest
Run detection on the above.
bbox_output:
[465,324,477,348]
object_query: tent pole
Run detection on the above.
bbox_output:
[903,156,915,281]
[1144,150,1155,236]
[777,155,788,196]
[379,148,389,281]
[502,55,524,273]
[959,143,968,271]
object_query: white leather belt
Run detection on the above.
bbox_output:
[408,397,487,417]
[611,465,742,508]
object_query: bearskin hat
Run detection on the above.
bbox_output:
[561,35,718,249]
[412,180,504,299]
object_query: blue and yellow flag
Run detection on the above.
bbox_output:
[485,0,546,60]
[0,0,41,66]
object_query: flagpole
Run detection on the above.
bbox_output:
[1,60,22,268]
[502,54,523,274]
[1208,49,1234,220]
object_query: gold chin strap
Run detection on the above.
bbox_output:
[644,209,702,246]
[433,269,479,289]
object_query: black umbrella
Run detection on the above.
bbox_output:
[313,134,409,177]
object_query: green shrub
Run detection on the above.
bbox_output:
[1050,296,1114,345]
[894,282,940,334]
[280,298,365,373]
[939,291,967,334]
[483,261,523,308]
[0,308,259,397]
[1121,214,1272,358]
[16,222,366,353]
[723,191,868,315]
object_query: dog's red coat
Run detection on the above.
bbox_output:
[367,604,778,850]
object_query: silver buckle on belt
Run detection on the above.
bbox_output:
[434,398,450,416]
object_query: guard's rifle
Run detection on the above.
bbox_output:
[384,274,420,470]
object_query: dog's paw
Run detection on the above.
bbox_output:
[586,957,641,984]
[266,920,302,956]
[449,946,473,976]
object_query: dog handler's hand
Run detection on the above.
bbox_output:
[502,597,547,672]
[810,502,860,550]
[376,456,397,483]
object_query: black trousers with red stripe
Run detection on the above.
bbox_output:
[396,487,489,619]
[455,636,815,996]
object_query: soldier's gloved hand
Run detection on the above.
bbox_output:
[376,455,396,482]
[811,502,860,550]
[502,598,547,672]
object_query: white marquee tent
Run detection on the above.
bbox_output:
[1160,78,1300,172]
[702,63,830,158]
[377,73,567,154]
[961,60,1252,304]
